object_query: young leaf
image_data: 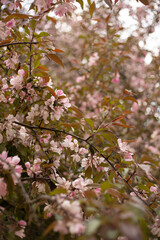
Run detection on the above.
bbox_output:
[139,0,149,5]
[76,0,84,9]
[89,2,96,18]
[85,118,94,129]
[47,54,64,68]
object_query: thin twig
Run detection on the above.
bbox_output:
[0,41,47,48]
[12,120,155,214]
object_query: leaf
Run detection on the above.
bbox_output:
[104,0,112,9]
[46,16,57,24]
[85,118,94,129]
[124,89,132,95]
[112,116,124,122]
[46,86,55,96]
[76,0,84,9]
[51,48,64,53]
[70,105,83,118]
[38,32,50,37]
[37,65,48,71]
[86,219,101,235]
[47,54,64,68]
[139,0,149,5]
[105,15,111,23]
[101,180,114,192]
[0,38,13,46]
[93,172,106,183]
[84,190,97,199]
[112,123,135,128]
[49,188,67,196]
[107,188,128,199]
[89,2,96,18]
[123,96,138,104]
[4,14,29,22]
[85,166,92,178]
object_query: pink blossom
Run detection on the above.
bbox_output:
[72,177,93,192]
[131,102,139,112]
[67,220,85,234]
[56,177,71,190]
[6,19,15,28]
[76,76,85,83]
[9,2,19,11]
[55,89,64,96]
[15,229,25,239]
[82,154,104,169]
[10,70,25,90]
[54,220,68,234]
[1,0,9,4]
[112,72,120,84]
[18,220,27,227]
[55,2,76,17]
[18,69,25,76]
[88,52,99,67]
[117,139,129,152]
[79,148,88,155]
[150,186,158,193]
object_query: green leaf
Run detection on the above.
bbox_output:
[38,32,50,37]
[85,166,92,178]
[24,25,30,35]
[86,219,101,235]
[89,2,96,18]
[76,0,84,9]
[85,118,94,129]
[89,145,95,155]
[93,172,105,183]
[49,188,67,196]
[101,180,114,192]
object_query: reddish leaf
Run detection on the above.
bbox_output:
[37,65,48,71]
[70,105,83,118]
[139,0,149,5]
[123,96,138,104]
[4,14,29,22]
[47,54,64,68]
[113,123,135,128]
[47,86,55,96]
[105,14,111,23]
[0,38,13,46]
[51,48,64,53]
[124,89,132,95]
[112,116,124,122]
[47,16,57,23]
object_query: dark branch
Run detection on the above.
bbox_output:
[13,120,155,214]
[0,41,46,48]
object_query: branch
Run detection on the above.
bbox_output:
[0,157,40,226]
[0,41,46,48]
[13,120,155,214]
